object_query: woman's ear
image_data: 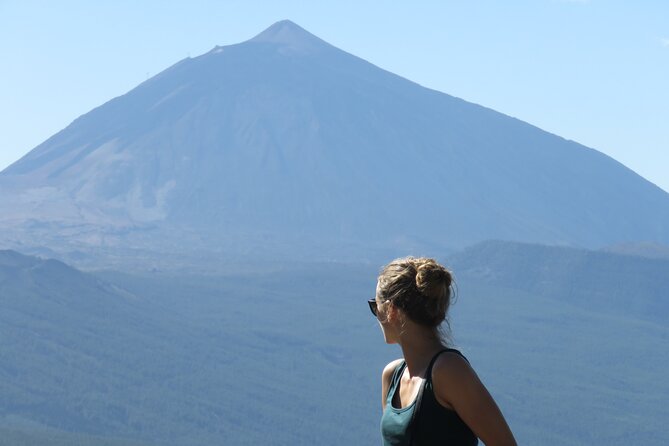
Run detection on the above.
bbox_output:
[385,302,400,323]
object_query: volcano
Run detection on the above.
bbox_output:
[2,20,668,267]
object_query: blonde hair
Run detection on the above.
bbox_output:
[377,257,454,327]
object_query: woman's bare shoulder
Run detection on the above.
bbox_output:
[432,352,518,445]
[432,351,476,385]
[382,358,404,375]
[382,359,404,382]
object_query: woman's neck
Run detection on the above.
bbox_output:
[397,325,446,378]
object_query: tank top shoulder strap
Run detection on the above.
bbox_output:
[386,360,407,401]
[425,348,469,383]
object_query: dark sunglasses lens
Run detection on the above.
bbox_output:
[368,299,378,316]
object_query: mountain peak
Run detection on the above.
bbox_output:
[248,20,329,52]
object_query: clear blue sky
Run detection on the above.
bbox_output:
[2,0,667,192]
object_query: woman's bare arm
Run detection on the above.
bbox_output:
[432,353,517,446]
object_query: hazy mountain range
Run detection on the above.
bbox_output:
[1,20,668,269]
[449,239,669,324]
[1,242,667,445]
[1,19,667,445]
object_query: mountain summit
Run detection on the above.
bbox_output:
[1,20,668,268]
[248,19,330,51]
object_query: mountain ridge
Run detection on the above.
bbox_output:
[1,244,667,445]
[1,20,668,269]
[449,239,669,325]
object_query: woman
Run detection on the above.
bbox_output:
[369,257,516,446]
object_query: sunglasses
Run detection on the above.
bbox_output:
[368,298,378,317]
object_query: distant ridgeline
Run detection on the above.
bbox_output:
[1,242,668,445]
[449,240,669,325]
[1,20,669,270]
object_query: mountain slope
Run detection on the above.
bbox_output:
[1,20,668,267]
[1,248,668,445]
[449,240,669,325]
[0,250,386,445]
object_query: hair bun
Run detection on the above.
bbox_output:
[414,259,452,299]
[378,256,454,327]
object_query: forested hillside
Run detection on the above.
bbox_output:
[1,247,667,445]
[450,240,669,324]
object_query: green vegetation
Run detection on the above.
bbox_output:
[0,244,667,445]
[450,240,669,324]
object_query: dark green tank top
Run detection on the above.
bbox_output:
[380,349,478,446]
